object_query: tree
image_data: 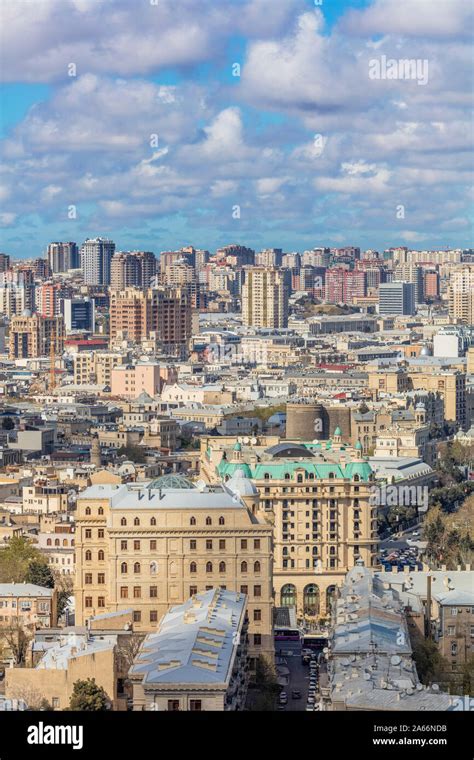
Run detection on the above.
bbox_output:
[0,536,42,583]
[117,445,147,464]
[248,655,280,711]
[116,633,145,673]
[52,571,74,620]
[1,417,15,431]
[2,617,32,665]
[69,679,109,711]
[25,559,54,589]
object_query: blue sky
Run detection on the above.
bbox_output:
[0,0,472,258]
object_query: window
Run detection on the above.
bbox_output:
[98,550,104,561]
[254,585,261,597]
[219,539,226,550]
[190,516,196,526]
[206,562,213,573]
[98,529,104,539]
[150,517,156,526]
[241,539,247,550]
[98,507,104,515]
[121,562,127,574]
[150,586,158,598]
[150,610,158,623]
[85,529,92,539]
[134,517,140,526]
[134,540,140,551]
[254,539,260,550]
[52,698,59,709]
[120,587,128,599]
[451,608,458,616]
[219,561,226,573]
[85,597,92,608]
[451,642,458,656]
[219,516,225,525]
[254,561,261,573]
[206,540,213,550]
[98,597,105,608]
[190,700,202,712]
[254,609,261,621]
[240,585,248,595]
[121,540,127,551]
[150,561,157,575]
[190,561,197,574]
[205,516,212,525]
[254,634,262,645]
[133,587,141,599]
[47,539,52,546]
[168,700,180,712]
[150,540,157,551]
[121,518,127,526]
[85,507,91,515]
[447,626,455,636]
[133,611,141,623]
[241,561,248,573]
[55,539,60,547]
[85,550,92,561]
[98,573,105,585]
[190,586,198,596]
[134,562,141,574]
[85,573,92,584]
[190,540,197,550]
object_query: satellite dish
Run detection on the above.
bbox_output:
[251,437,257,445]
[390,655,401,666]
[323,647,329,654]
[243,437,250,444]
[363,672,371,681]
[416,683,423,691]
[432,683,439,692]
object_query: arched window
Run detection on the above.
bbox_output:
[206,561,213,573]
[451,641,457,655]
[297,474,303,483]
[190,562,197,574]
[71,539,74,546]
[55,539,60,546]
[241,561,248,573]
[205,516,212,525]
[264,472,270,480]
[121,517,127,526]
[254,561,261,573]
[284,473,290,480]
[85,507,91,515]
[134,562,141,574]
[150,561,157,575]
[150,517,156,526]
[304,584,320,616]
[63,538,68,547]
[218,516,225,525]
[98,550,104,561]
[353,474,360,482]
[329,472,335,479]
[190,516,196,526]
[121,562,127,573]
[98,507,104,515]
[46,538,52,546]
[85,550,92,561]
[281,584,296,607]
[219,561,226,573]
[308,473,314,480]
[134,517,140,526]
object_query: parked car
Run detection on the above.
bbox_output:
[279,692,288,705]
[291,690,302,699]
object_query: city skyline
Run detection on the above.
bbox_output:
[1,0,473,258]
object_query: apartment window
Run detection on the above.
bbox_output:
[219,561,226,573]
[254,585,261,597]
[254,609,262,621]
[254,561,261,573]
[120,587,128,599]
[241,585,248,595]
[447,626,455,636]
[190,540,197,550]
[134,540,140,551]
[98,573,105,585]
[150,540,157,551]
[254,539,260,550]
[241,561,248,573]
[190,700,202,712]
[134,518,140,526]
[121,518,127,526]
[98,529,104,539]
[451,608,458,616]
[52,698,59,709]
[97,597,105,608]
[85,529,92,539]
[150,610,158,623]
[241,539,248,550]
[98,550,105,561]
[190,586,198,596]
[205,516,212,526]
[219,539,226,550]
[85,573,92,585]
[121,540,127,551]
[206,540,213,550]
[134,562,141,574]
[206,562,213,573]
[254,634,262,646]
[85,597,92,608]
[133,611,141,623]
[121,562,128,574]
[218,516,225,526]
[85,550,92,561]
[168,700,180,712]
[150,517,156,526]
[190,562,197,574]
[133,587,141,599]
[451,642,457,656]
[190,517,196,526]
[150,586,158,598]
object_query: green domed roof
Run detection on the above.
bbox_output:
[233,442,242,451]
[334,426,342,436]
[355,440,363,450]
[344,462,373,481]
[147,474,196,490]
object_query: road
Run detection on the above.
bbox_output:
[380,524,424,552]
[275,641,313,711]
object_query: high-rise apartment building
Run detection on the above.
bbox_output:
[325,268,366,304]
[109,288,156,343]
[0,253,11,272]
[255,248,283,268]
[378,282,415,315]
[36,282,61,317]
[242,267,289,328]
[80,238,115,285]
[74,476,274,667]
[155,286,192,355]
[394,263,424,304]
[63,297,95,333]
[448,265,474,325]
[110,251,156,290]
[424,269,440,300]
[47,242,79,272]
[9,313,65,359]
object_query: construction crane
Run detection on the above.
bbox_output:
[49,328,56,390]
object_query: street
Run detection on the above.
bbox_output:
[275,641,314,711]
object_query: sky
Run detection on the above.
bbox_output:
[0,0,473,258]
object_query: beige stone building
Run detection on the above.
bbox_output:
[73,351,129,387]
[74,475,274,668]
[200,434,379,619]
[242,267,289,328]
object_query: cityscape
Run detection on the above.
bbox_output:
[0,0,473,750]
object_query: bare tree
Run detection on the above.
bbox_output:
[116,633,145,674]
[2,617,33,666]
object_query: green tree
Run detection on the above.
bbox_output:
[117,445,147,464]
[0,536,41,583]
[1,417,15,431]
[25,559,54,589]
[69,679,109,711]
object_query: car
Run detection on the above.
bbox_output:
[291,690,302,699]
[279,692,288,704]
[307,695,315,704]
[277,704,286,711]
[305,704,314,711]
[412,531,420,537]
